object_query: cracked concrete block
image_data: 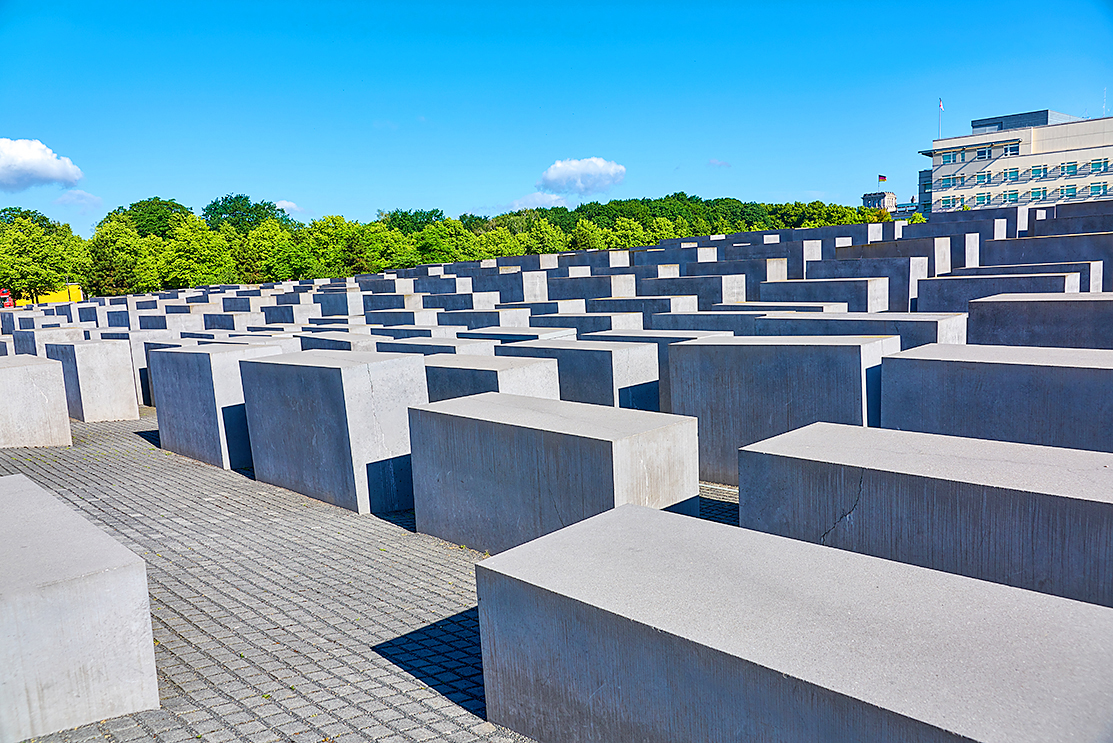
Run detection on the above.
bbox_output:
[0,355,71,447]
[410,393,698,554]
[477,505,1113,743]
[670,335,900,485]
[240,350,429,513]
[0,474,158,742]
[881,343,1113,452]
[738,422,1113,607]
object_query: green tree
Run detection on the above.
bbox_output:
[606,217,648,249]
[202,193,299,234]
[164,213,238,288]
[99,197,193,239]
[410,219,483,265]
[86,214,168,295]
[646,216,678,245]
[377,208,446,235]
[0,216,89,302]
[569,219,609,251]
[475,227,524,258]
[518,218,570,254]
[907,211,928,224]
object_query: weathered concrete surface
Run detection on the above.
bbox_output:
[529,312,642,334]
[636,275,746,310]
[454,325,576,343]
[647,311,765,335]
[916,273,1079,313]
[670,335,900,484]
[881,343,1113,452]
[150,344,284,469]
[477,505,1113,743]
[581,329,732,412]
[45,340,140,422]
[836,236,953,277]
[436,309,530,329]
[0,355,71,447]
[12,327,88,356]
[0,474,158,743]
[297,331,392,352]
[495,339,659,409]
[411,394,698,554]
[585,296,699,323]
[546,274,635,300]
[758,278,889,313]
[754,312,967,350]
[967,292,1113,349]
[979,232,1113,291]
[738,422,1113,607]
[424,355,560,402]
[240,350,428,513]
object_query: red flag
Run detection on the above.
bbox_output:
[939,99,944,112]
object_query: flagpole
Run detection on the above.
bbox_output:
[938,98,942,139]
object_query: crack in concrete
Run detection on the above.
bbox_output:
[820,467,864,545]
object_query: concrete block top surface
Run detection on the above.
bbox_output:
[891,342,1113,369]
[743,422,1113,504]
[0,354,63,371]
[759,311,966,321]
[152,342,283,360]
[422,354,556,372]
[240,348,416,370]
[581,329,733,341]
[479,504,1113,743]
[412,392,692,440]
[971,292,1113,304]
[0,474,143,594]
[674,334,901,349]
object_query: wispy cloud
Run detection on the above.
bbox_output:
[537,157,625,195]
[0,138,83,192]
[276,200,306,213]
[708,159,732,168]
[53,189,102,214]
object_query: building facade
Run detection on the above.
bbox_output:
[862,191,897,212]
[921,110,1113,213]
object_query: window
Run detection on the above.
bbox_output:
[976,147,993,160]
[1092,159,1110,174]
[1030,188,1047,201]
[1004,190,1019,203]
[941,196,965,208]
[1031,165,1048,178]
[975,192,991,205]
[1062,185,1077,198]
[941,151,965,165]
[1004,168,1019,182]
[1062,162,1078,176]
[1003,143,1020,156]
[1091,183,1108,196]
[976,172,991,185]
[941,176,966,188]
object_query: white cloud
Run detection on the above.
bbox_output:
[537,157,625,195]
[509,192,568,210]
[708,159,732,168]
[53,189,102,214]
[0,138,83,192]
[276,200,305,213]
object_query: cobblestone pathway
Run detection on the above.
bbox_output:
[4,409,739,743]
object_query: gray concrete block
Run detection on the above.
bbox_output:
[0,356,71,447]
[0,474,158,742]
[454,326,577,343]
[680,258,788,292]
[647,311,765,335]
[670,335,900,484]
[412,394,698,553]
[363,293,424,311]
[45,340,140,422]
[470,271,550,303]
[261,303,323,325]
[362,324,459,339]
[363,309,442,326]
[881,343,1113,452]
[636,275,746,310]
[150,344,283,469]
[298,331,392,352]
[477,504,1113,743]
[202,311,266,331]
[712,301,849,312]
[240,350,428,513]
[585,295,699,323]
[495,339,659,409]
[952,261,1103,292]
[424,355,560,402]
[12,326,88,356]
[420,291,501,311]
[143,339,198,408]
[547,274,635,300]
[968,292,1113,348]
[436,309,530,329]
[581,329,732,412]
[836,236,952,277]
[916,273,1079,313]
[529,312,643,334]
[980,232,1113,291]
[495,299,587,315]
[805,257,928,312]
[755,312,967,350]
[759,277,889,312]
[375,337,497,356]
[136,312,206,332]
[738,422,1113,607]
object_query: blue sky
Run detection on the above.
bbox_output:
[2,0,1112,235]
